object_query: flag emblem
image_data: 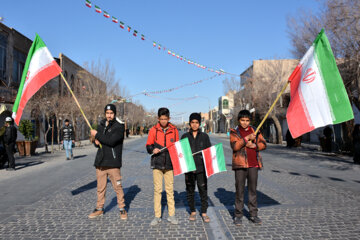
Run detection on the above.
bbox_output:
[303,68,316,84]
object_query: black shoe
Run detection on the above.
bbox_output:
[6,168,15,171]
[249,216,262,224]
[71,155,74,160]
[234,217,242,226]
[66,157,70,160]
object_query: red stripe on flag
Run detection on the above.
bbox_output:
[15,61,61,125]
[203,148,214,177]
[286,64,314,138]
[168,145,181,176]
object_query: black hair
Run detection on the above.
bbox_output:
[65,119,70,122]
[158,107,170,117]
[237,110,251,121]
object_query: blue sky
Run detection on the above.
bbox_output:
[1,0,320,123]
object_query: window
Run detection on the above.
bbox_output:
[223,99,229,109]
[12,49,26,86]
[0,34,7,82]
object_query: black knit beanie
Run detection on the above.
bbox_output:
[104,104,116,115]
[189,112,201,123]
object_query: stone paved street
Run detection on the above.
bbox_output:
[0,135,360,240]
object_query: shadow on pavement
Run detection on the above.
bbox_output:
[73,155,87,159]
[214,187,280,218]
[104,185,141,212]
[71,179,109,196]
[15,161,44,170]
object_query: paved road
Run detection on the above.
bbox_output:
[0,135,359,239]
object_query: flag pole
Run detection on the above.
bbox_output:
[59,72,102,148]
[254,81,290,135]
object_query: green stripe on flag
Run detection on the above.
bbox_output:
[314,29,353,124]
[12,34,46,114]
[180,138,196,171]
[215,143,226,171]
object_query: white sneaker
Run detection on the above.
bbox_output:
[167,215,178,225]
[150,217,161,226]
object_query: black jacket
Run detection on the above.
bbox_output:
[94,119,125,168]
[3,125,17,145]
[181,130,211,173]
[60,125,75,141]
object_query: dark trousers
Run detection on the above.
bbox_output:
[5,143,15,169]
[234,168,258,218]
[185,171,208,214]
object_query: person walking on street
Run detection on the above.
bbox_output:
[60,119,75,160]
[181,113,212,223]
[230,110,266,225]
[3,117,17,171]
[89,104,127,220]
[146,107,179,226]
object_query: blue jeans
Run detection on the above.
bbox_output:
[63,140,73,159]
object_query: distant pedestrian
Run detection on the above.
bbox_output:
[146,107,179,226]
[230,110,266,225]
[353,124,360,165]
[126,128,130,138]
[89,104,127,220]
[3,117,17,171]
[181,113,212,223]
[60,119,75,160]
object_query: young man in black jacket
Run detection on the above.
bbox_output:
[3,117,17,171]
[181,113,212,222]
[89,104,127,220]
[60,119,75,160]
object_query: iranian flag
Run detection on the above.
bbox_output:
[202,143,226,178]
[85,0,91,8]
[95,5,101,13]
[120,21,125,29]
[103,11,110,18]
[168,138,196,176]
[12,34,62,125]
[112,16,118,23]
[286,29,353,138]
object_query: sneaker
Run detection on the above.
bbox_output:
[150,217,162,226]
[167,215,178,225]
[249,216,262,224]
[119,209,127,220]
[66,157,70,160]
[88,208,104,219]
[234,217,242,226]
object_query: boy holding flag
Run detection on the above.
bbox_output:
[146,107,179,226]
[181,113,212,222]
[230,110,266,225]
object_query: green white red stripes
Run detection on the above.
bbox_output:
[12,34,62,125]
[202,143,226,178]
[85,0,91,8]
[95,5,101,13]
[168,138,196,176]
[286,29,353,138]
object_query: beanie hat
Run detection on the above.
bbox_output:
[104,104,116,115]
[189,112,201,123]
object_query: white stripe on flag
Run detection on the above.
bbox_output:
[210,146,219,174]
[175,141,187,173]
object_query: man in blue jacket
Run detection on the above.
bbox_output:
[89,104,127,220]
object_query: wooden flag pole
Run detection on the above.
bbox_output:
[254,81,290,135]
[60,72,102,148]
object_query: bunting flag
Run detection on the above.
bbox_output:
[286,29,354,138]
[112,16,118,23]
[85,0,92,8]
[95,5,101,13]
[168,138,196,176]
[202,143,226,178]
[103,11,110,18]
[84,1,236,76]
[12,34,62,125]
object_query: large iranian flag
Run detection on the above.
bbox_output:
[168,138,196,176]
[12,34,62,125]
[286,29,353,138]
[202,143,226,178]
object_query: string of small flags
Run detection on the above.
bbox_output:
[128,74,220,98]
[85,0,239,76]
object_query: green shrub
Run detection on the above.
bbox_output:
[19,119,34,140]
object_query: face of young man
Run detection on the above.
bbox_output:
[65,122,69,126]
[158,116,170,129]
[190,119,200,132]
[239,117,250,129]
[106,110,115,121]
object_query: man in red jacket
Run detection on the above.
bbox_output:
[146,107,179,226]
